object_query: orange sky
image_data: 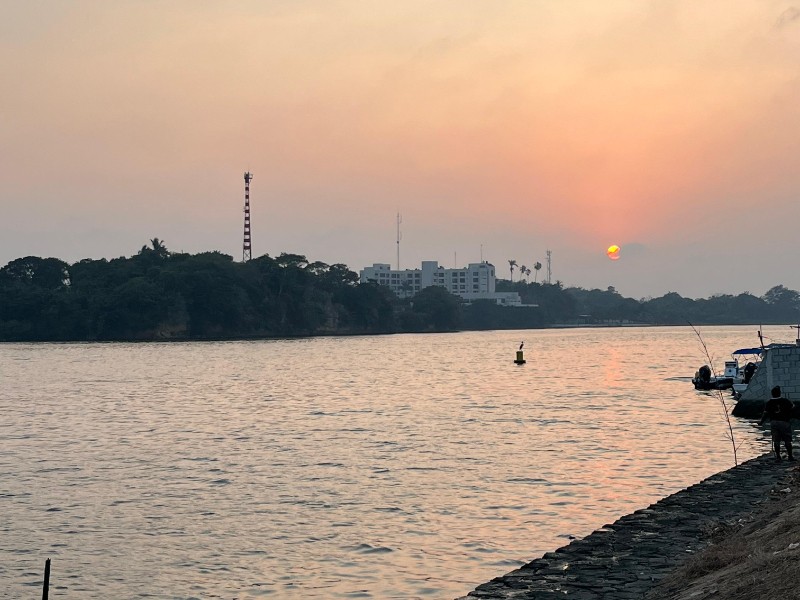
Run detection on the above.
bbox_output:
[2,1,800,296]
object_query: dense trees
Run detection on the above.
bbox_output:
[496,281,800,326]
[0,243,435,341]
[1,243,799,342]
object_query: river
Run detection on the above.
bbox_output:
[0,326,781,598]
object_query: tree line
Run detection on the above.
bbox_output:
[1,240,799,341]
[496,280,800,326]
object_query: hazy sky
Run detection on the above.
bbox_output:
[3,1,800,298]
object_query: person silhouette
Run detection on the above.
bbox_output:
[759,386,795,462]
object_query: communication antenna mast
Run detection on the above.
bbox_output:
[396,212,402,270]
[243,172,253,262]
[546,249,552,284]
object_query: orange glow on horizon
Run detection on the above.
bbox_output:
[3,1,800,289]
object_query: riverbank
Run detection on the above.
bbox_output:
[458,454,798,599]
[647,462,800,600]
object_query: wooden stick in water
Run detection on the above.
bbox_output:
[42,558,50,600]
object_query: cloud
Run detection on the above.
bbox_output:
[777,6,800,28]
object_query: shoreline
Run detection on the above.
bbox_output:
[0,321,780,345]
[458,453,793,600]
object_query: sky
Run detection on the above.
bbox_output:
[2,1,800,299]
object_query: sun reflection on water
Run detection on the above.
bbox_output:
[0,326,776,598]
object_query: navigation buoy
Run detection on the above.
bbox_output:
[514,350,526,365]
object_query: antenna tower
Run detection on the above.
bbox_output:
[396,212,402,270]
[243,172,253,262]
[546,249,552,284]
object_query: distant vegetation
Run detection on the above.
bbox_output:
[1,240,799,342]
[496,280,800,327]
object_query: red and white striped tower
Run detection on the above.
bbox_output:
[243,171,253,262]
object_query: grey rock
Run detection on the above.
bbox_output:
[458,454,790,599]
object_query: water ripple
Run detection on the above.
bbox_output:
[0,326,775,598]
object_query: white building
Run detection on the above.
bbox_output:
[359,261,522,306]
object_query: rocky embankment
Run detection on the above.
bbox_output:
[458,455,798,600]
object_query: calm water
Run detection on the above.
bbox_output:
[0,326,782,599]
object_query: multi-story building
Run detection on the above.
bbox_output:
[359,261,522,306]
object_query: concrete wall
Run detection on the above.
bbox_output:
[733,344,800,418]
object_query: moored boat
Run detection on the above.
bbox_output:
[692,346,769,394]
[692,361,738,390]
[729,347,762,398]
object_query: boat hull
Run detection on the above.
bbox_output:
[693,377,734,391]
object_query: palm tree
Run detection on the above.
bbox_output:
[533,262,542,283]
[508,259,517,282]
[139,237,169,259]
[523,266,532,281]
[520,265,528,282]
[150,237,168,258]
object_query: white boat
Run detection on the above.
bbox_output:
[729,347,762,398]
[692,347,762,393]
[692,360,739,390]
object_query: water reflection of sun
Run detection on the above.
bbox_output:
[602,347,623,389]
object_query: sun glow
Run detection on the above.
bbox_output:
[607,245,621,261]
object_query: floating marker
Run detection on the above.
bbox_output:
[514,350,526,365]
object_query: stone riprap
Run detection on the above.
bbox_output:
[458,454,792,600]
[733,344,800,419]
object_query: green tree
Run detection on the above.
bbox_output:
[508,259,517,282]
[640,292,697,324]
[337,282,396,332]
[0,256,71,289]
[533,261,542,283]
[566,286,642,322]
[410,286,462,331]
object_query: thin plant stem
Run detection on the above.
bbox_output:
[690,323,739,466]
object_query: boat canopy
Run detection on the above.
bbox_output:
[732,347,764,355]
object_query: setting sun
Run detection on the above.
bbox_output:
[607,245,621,261]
